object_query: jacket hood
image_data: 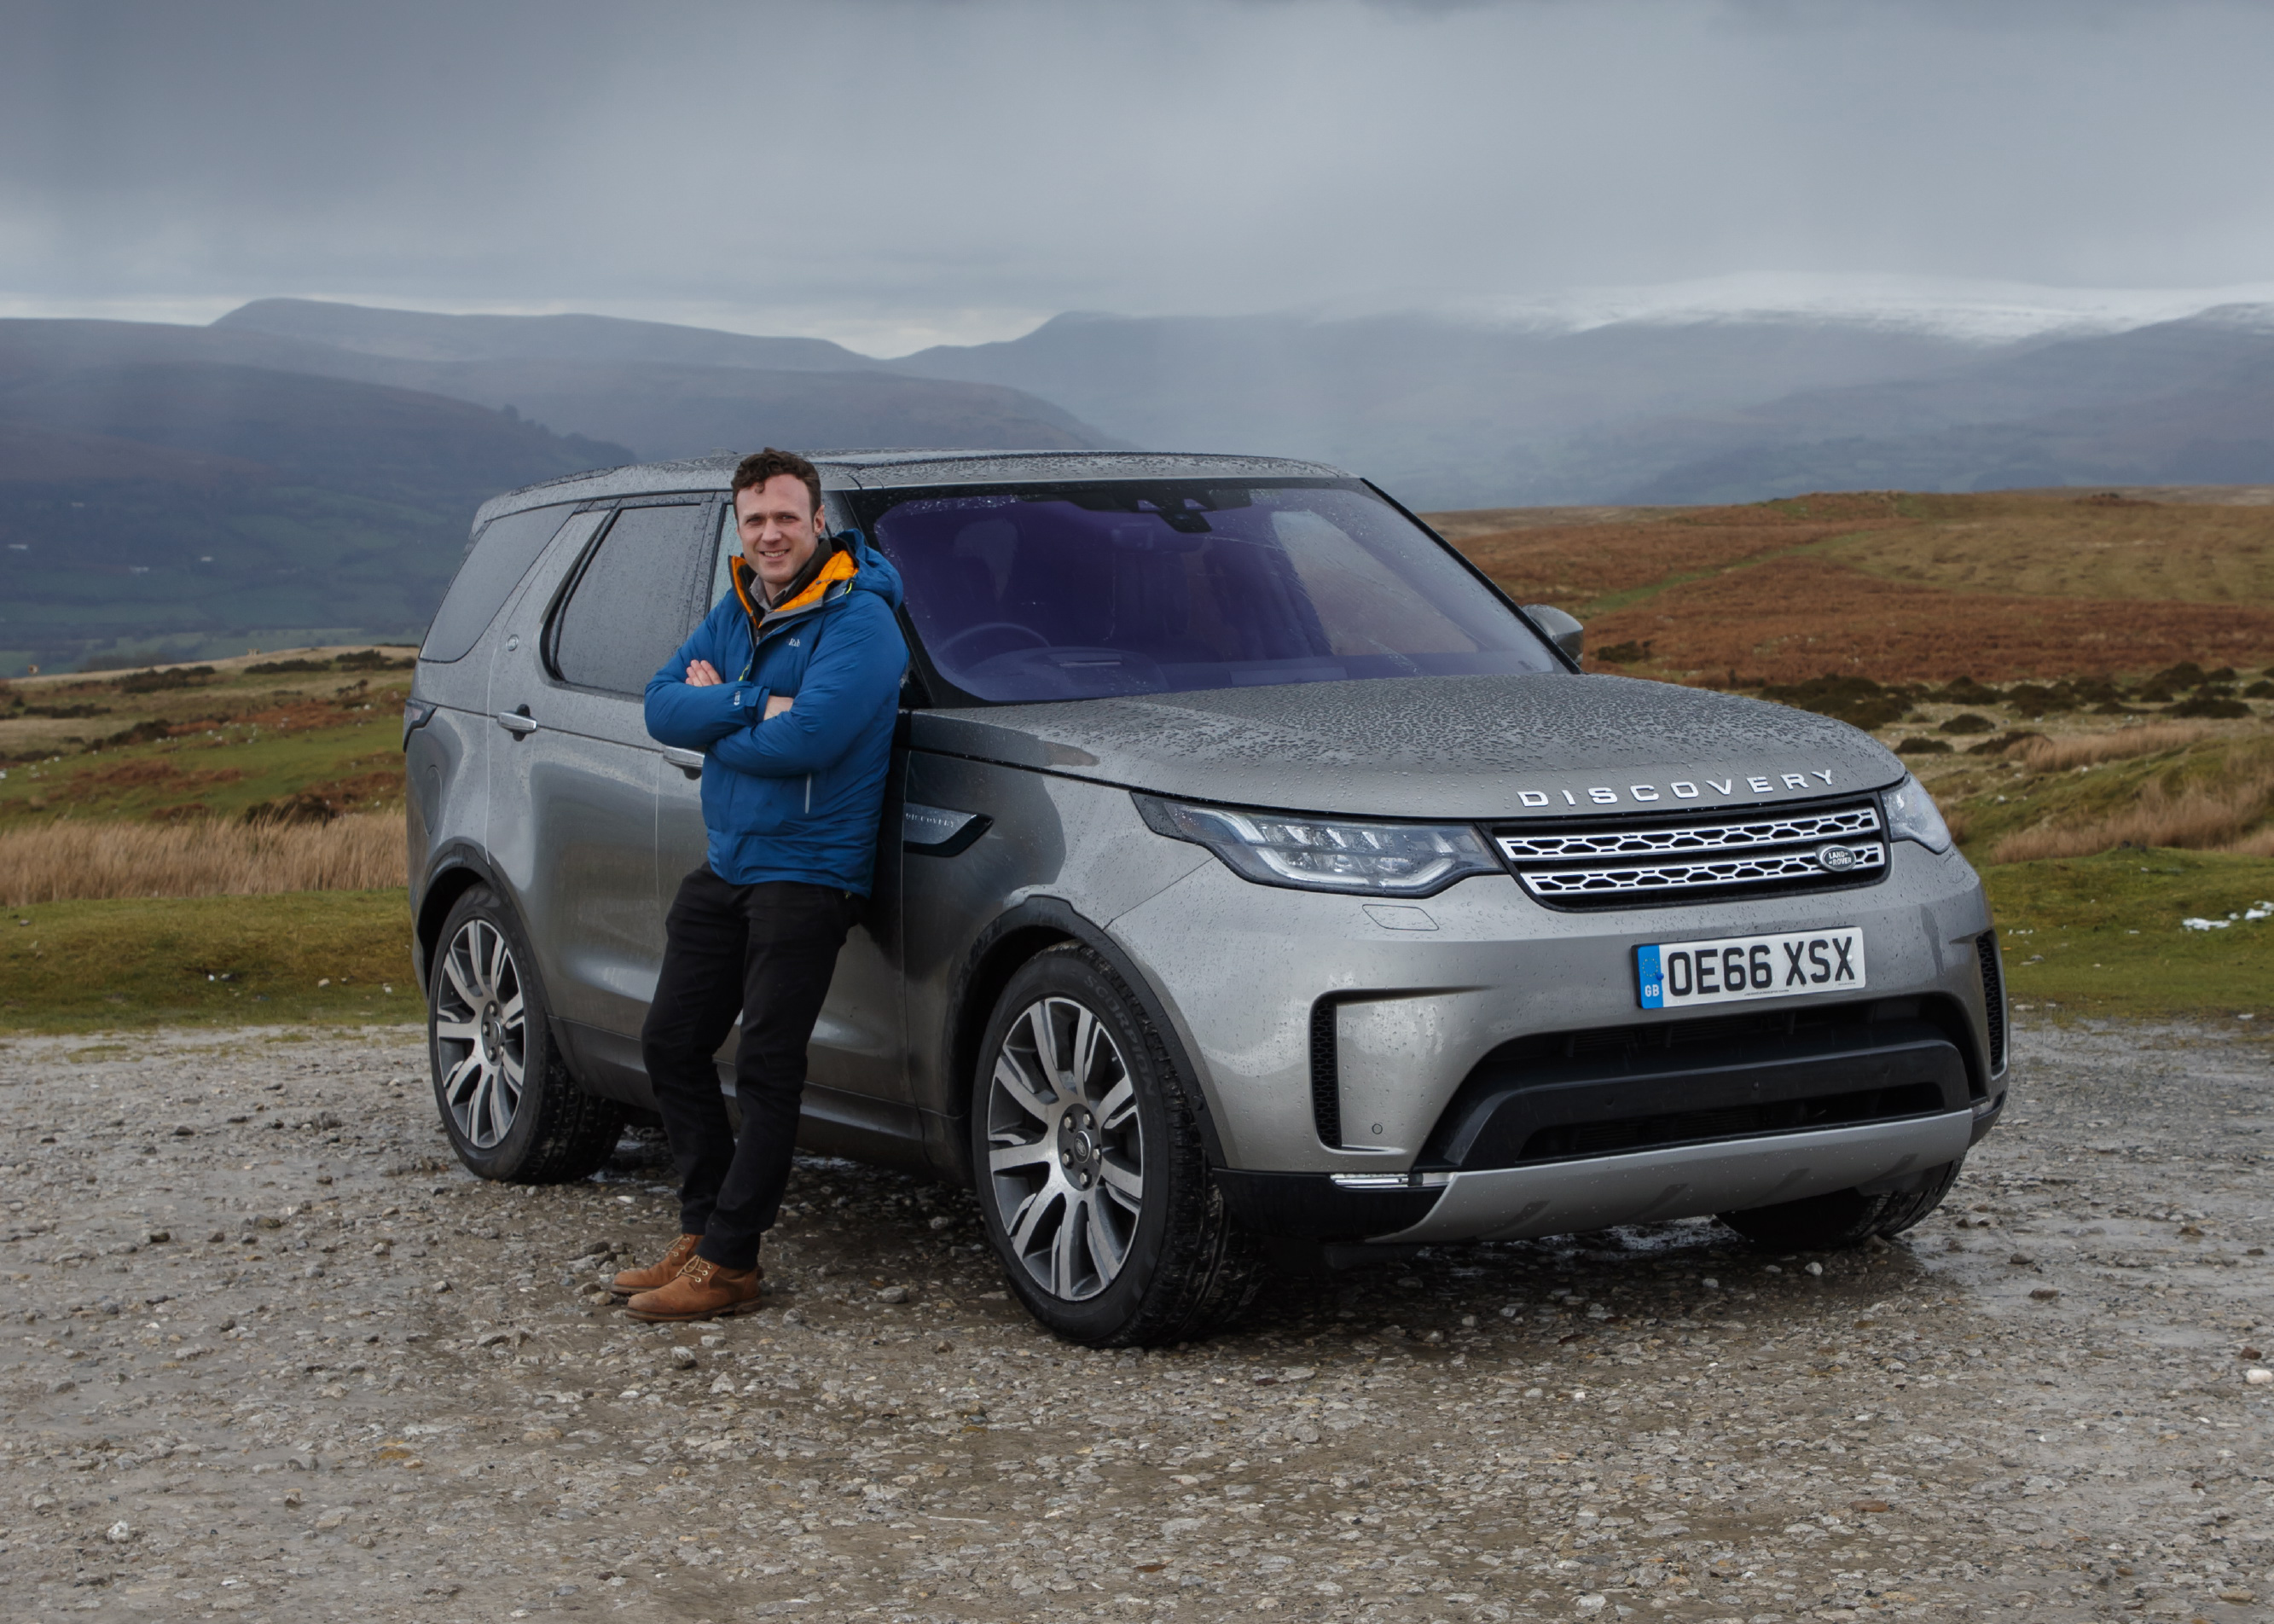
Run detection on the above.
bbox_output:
[728,528,905,627]
[907,672,1906,821]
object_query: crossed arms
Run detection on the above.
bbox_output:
[643,594,907,779]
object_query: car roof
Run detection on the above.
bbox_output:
[469,449,1353,531]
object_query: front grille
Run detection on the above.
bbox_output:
[1498,805,1881,861]
[1515,1082,1947,1163]
[1484,999,1884,1065]
[1494,798,1888,907]
[1977,930,2006,1072]
[1420,996,1979,1173]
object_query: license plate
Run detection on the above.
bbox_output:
[1636,928,1865,1010]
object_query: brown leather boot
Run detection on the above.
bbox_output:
[625,1256,763,1323]
[608,1233,703,1299]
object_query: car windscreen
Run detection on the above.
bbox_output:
[858,480,1560,704]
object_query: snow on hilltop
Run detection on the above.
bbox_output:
[1442,272,2274,345]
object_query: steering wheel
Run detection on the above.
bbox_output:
[934,621,1050,665]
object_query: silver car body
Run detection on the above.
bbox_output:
[407,451,2004,1250]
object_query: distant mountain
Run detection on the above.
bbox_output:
[0,337,635,666]
[11,358,629,508]
[203,293,2274,508]
[0,309,1117,667]
[218,296,885,373]
[1604,305,2274,502]
[8,282,2274,669]
[888,310,2033,508]
[212,299,1116,461]
[255,354,1115,464]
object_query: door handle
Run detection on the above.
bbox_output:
[662,746,704,777]
[495,710,538,736]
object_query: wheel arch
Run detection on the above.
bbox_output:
[414,842,507,992]
[937,897,1227,1188]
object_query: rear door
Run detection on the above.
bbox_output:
[658,498,919,1159]
[490,497,716,1090]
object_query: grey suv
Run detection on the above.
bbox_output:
[405,451,2005,1344]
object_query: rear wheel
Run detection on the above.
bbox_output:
[1718,1157,1964,1250]
[972,943,1259,1346]
[427,885,621,1184]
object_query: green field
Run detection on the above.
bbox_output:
[2,889,420,1034]
[2,856,2266,1035]
[0,648,411,820]
[1981,849,2274,1019]
[2,615,2270,1035]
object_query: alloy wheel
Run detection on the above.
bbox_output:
[983,996,1146,1301]
[432,917,526,1150]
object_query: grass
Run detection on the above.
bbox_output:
[0,889,420,1034]
[1981,849,2274,1019]
[1915,729,2274,864]
[1990,768,2274,862]
[3,503,2268,1029]
[2010,722,2211,772]
[0,811,405,906]
[0,650,412,822]
[1431,489,2274,684]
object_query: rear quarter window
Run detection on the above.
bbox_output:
[421,503,577,664]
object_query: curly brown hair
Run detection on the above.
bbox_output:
[730,448,821,519]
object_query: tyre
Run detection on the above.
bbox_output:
[427,884,622,1184]
[1718,1156,1965,1251]
[971,943,1260,1346]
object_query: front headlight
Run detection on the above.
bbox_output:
[1883,774,1953,853]
[1135,795,1499,896]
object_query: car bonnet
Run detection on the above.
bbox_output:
[906,672,1907,821]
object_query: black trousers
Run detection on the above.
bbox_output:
[641,868,857,1270]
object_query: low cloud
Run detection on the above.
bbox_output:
[6,0,2273,351]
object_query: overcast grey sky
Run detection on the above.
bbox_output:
[6,0,2273,352]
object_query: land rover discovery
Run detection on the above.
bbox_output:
[403,451,2005,1345]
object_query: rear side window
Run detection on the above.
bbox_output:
[421,503,576,664]
[548,503,711,695]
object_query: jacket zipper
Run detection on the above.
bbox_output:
[804,774,812,814]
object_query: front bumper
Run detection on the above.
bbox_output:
[1108,836,2001,1242]
[1382,1106,1975,1243]
[1217,1107,1977,1244]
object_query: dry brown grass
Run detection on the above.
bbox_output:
[1990,770,2274,863]
[1449,513,1908,615]
[0,811,405,906]
[1578,557,2274,685]
[2010,723,2213,772]
[1434,487,2274,683]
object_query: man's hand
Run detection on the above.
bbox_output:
[763,693,795,720]
[685,658,723,687]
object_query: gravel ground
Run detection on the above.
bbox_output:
[3,1018,2271,1624]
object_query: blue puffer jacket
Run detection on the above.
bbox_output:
[644,531,908,895]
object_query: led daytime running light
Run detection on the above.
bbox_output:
[1138,796,1497,896]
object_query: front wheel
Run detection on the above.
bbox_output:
[427,884,621,1184]
[1718,1157,1964,1251]
[971,943,1259,1346]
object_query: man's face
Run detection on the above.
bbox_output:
[735,473,822,599]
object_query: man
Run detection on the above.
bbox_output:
[611,448,908,1322]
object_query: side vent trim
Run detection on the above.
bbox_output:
[1976,929,2007,1076]
[1308,999,1343,1147]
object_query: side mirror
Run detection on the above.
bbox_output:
[1523,604,1584,664]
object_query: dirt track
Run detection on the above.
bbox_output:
[3,1019,2271,1623]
